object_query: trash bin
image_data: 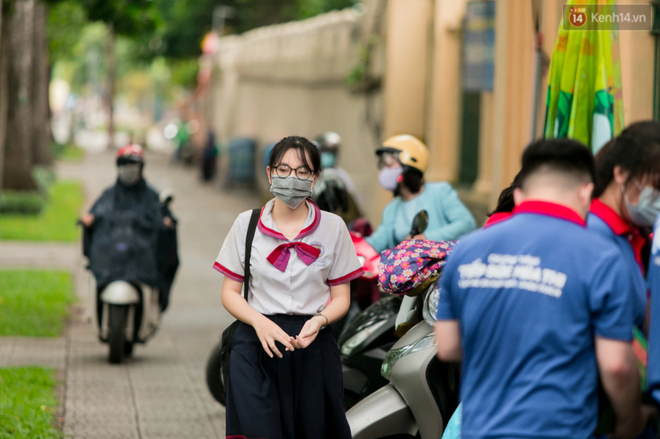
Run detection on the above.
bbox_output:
[227,138,256,188]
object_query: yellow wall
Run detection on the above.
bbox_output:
[425,0,467,184]
[383,0,432,140]
[619,0,655,124]
[378,0,434,219]
[421,0,657,216]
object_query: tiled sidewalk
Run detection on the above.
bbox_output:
[0,151,259,438]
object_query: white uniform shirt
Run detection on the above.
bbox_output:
[214,199,364,315]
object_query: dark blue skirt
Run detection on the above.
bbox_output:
[226,314,351,439]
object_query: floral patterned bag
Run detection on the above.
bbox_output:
[378,240,456,296]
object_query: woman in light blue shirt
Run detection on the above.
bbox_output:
[366,135,476,253]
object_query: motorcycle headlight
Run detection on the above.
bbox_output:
[422,283,441,326]
[340,319,388,356]
[381,332,436,379]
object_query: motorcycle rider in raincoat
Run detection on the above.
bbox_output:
[81,144,178,311]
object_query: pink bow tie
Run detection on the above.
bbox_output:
[267,242,321,272]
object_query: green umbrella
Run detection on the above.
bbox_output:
[544,0,624,153]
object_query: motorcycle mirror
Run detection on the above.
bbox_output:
[159,189,175,206]
[410,210,429,237]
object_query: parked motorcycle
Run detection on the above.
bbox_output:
[80,191,176,364]
[347,282,461,438]
[339,210,430,409]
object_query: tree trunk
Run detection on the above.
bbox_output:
[3,0,36,191]
[31,0,51,166]
[105,24,116,150]
[0,0,6,195]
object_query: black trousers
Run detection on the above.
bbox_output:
[226,314,351,439]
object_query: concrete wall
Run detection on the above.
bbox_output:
[208,0,658,226]
[210,5,386,223]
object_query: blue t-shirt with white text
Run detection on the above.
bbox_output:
[437,201,633,439]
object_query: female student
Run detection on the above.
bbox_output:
[214,136,363,439]
[588,121,660,331]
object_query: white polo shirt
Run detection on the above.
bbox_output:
[214,199,364,315]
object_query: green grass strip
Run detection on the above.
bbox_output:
[0,181,84,242]
[57,144,84,162]
[0,270,74,337]
[0,367,61,439]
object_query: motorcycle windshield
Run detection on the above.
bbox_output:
[338,295,401,347]
[89,210,161,289]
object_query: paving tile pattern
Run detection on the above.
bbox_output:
[0,151,258,438]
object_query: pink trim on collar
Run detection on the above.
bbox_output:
[258,199,322,241]
[512,200,587,227]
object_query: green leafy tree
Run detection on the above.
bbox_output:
[74,0,158,148]
[153,0,355,60]
[47,0,86,63]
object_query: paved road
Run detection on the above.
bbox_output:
[2,151,259,439]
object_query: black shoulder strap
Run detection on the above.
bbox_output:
[243,208,260,300]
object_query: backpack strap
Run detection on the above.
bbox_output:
[243,208,261,300]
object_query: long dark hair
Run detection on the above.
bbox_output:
[594,122,660,270]
[269,136,322,174]
[593,121,660,198]
[488,170,523,216]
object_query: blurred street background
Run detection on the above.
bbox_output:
[0,0,657,438]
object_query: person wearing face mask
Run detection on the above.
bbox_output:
[215,136,362,439]
[436,138,649,439]
[587,123,660,332]
[313,132,363,216]
[365,134,476,253]
[81,144,171,228]
[630,121,660,414]
[81,145,177,309]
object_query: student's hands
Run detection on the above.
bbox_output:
[253,315,295,359]
[292,316,323,349]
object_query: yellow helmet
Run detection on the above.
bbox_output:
[376,134,429,175]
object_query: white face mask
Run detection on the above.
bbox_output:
[118,164,141,186]
[378,167,403,191]
[624,181,660,227]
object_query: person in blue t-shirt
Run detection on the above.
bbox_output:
[435,138,646,439]
[588,122,660,332]
[366,134,476,253]
[649,217,660,408]
[635,123,660,409]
